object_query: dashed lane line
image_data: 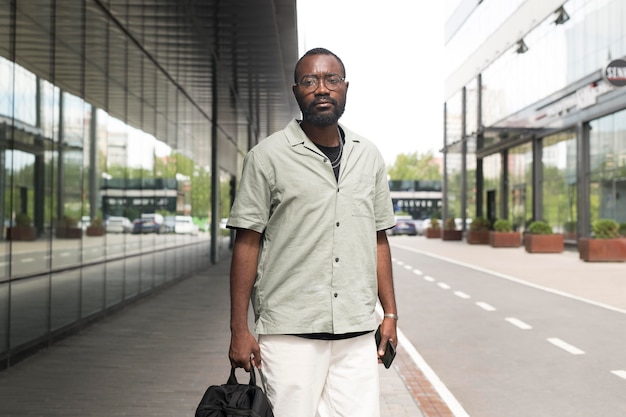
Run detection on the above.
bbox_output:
[437,283,451,290]
[547,338,585,355]
[476,302,496,311]
[424,276,435,282]
[611,370,626,380]
[505,317,533,330]
[454,291,470,299]
[412,269,423,275]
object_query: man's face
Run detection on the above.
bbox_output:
[293,54,348,127]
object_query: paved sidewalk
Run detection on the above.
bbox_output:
[0,254,426,417]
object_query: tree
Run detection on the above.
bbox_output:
[387,151,442,181]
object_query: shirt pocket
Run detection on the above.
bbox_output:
[351,175,375,218]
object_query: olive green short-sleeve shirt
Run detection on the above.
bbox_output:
[227,119,395,335]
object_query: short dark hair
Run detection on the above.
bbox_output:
[294,48,346,82]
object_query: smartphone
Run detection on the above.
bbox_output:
[375,325,397,369]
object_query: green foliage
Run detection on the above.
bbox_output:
[493,219,512,232]
[15,213,32,227]
[527,221,553,235]
[564,220,577,233]
[90,217,103,227]
[387,151,442,181]
[619,223,626,237]
[59,215,78,228]
[430,217,440,229]
[592,219,619,239]
[444,217,456,231]
[469,217,490,232]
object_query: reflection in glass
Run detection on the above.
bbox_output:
[508,143,532,231]
[589,110,626,225]
[543,132,577,235]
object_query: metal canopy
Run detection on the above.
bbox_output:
[4,0,300,168]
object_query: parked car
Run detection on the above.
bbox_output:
[132,213,164,234]
[174,215,199,235]
[389,215,418,236]
[105,216,132,233]
[78,216,91,231]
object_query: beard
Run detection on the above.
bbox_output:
[298,95,346,127]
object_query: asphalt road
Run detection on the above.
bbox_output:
[389,241,626,417]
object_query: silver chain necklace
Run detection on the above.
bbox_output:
[330,128,343,168]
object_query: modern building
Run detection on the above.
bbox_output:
[443,0,626,238]
[0,0,299,367]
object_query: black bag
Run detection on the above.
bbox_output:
[195,367,274,417]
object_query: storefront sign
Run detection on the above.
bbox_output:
[604,59,626,87]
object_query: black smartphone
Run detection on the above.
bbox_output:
[375,325,397,369]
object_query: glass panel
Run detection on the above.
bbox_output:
[446,151,463,220]
[51,269,80,331]
[589,109,626,227]
[508,143,532,231]
[483,153,501,222]
[10,275,49,348]
[0,281,8,355]
[105,258,125,308]
[543,132,577,236]
[81,264,105,318]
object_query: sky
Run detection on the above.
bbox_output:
[296,0,446,164]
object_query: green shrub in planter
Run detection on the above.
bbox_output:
[493,219,512,232]
[444,217,457,231]
[430,217,440,230]
[619,223,626,237]
[592,219,619,239]
[527,221,553,235]
[469,217,490,231]
[15,213,32,227]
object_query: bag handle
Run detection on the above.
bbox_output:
[227,364,257,386]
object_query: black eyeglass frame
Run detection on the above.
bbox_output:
[294,73,346,92]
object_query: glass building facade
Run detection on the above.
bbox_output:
[0,1,298,367]
[444,0,626,238]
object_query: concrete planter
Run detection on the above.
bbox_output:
[489,231,521,248]
[442,230,462,241]
[56,227,82,239]
[86,226,105,236]
[578,238,626,262]
[466,230,490,245]
[6,226,37,241]
[524,234,564,253]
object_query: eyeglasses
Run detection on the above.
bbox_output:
[295,73,345,92]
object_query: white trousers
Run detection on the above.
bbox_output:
[258,333,380,417]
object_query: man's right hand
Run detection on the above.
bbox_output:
[229,329,262,371]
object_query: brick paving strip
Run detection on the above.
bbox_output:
[394,345,456,417]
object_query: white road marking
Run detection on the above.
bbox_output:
[412,269,423,275]
[547,338,585,355]
[438,282,451,290]
[611,370,626,380]
[396,260,405,266]
[505,317,532,330]
[454,291,470,299]
[476,302,496,311]
[375,304,470,417]
[424,276,435,282]
[404,265,413,270]
[391,243,626,316]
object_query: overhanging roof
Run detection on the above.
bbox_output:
[2,0,300,168]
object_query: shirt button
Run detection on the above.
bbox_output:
[336,222,340,227]
[334,293,338,298]
[335,257,339,262]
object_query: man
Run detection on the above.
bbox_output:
[227,47,398,417]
